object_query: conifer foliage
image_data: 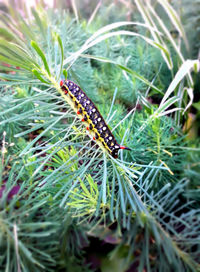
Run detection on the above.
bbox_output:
[0,1,199,271]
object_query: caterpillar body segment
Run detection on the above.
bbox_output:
[60,80,130,158]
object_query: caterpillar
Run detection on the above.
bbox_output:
[60,80,130,158]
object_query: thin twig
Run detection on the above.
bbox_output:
[1,131,7,168]
[13,223,21,272]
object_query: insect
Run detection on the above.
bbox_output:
[60,80,130,158]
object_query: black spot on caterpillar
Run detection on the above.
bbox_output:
[60,80,131,158]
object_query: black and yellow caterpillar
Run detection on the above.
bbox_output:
[60,80,130,158]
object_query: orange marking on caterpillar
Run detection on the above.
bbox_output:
[120,146,131,150]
